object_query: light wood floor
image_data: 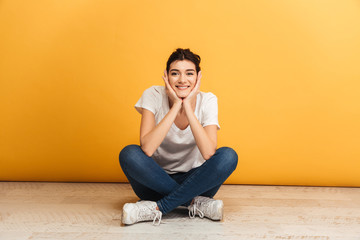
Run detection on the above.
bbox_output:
[0,182,359,240]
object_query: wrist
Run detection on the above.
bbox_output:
[183,100,191,107]
[172,100,183,109]
[183,101,193,113]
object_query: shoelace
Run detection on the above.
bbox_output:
[137,204,162,226]
[152,211,162,226]
[188,204,204,219]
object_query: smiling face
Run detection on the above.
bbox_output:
[168,60,197,99]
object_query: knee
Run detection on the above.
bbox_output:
[212,147,238,174]
[119,144,142,169]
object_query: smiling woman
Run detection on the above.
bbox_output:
[168,60,197,99]
[118,48,238,226]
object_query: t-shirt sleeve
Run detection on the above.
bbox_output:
[134,86,159,115]
[202,93,220,130]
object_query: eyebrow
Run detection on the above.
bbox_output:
[170,69,195,72]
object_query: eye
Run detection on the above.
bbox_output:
[186,72,194,76]
[171,72,179,76]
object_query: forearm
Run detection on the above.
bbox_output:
[140,102,182,156]
[184,103,217,160]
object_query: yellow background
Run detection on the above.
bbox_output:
[1,0,359,186]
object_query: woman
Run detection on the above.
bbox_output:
[119,48,238,225]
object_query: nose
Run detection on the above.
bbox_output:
[178,74,187,83]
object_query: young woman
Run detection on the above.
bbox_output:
[119,48,238,225]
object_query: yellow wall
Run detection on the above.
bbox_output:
[1,0,359,186]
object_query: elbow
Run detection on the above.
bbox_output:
[140,137,156,157]
[140,145,153,157]
[140,138,152,157]
[203,143,217,160]
[203,155,211,161]
[203,148,216,161]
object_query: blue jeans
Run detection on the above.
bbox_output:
[119,144,238,215]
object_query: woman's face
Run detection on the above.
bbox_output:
[168,60,197,99]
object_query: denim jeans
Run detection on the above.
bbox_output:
[119,144,238,215]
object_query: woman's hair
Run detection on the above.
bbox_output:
[166,48,201,74]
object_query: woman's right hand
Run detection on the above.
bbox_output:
[162,70,182,106]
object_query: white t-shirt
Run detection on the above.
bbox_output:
[135,85,220,174]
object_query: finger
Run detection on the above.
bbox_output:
[163,77,176,96]
[163,77,170,89]
[164,77,171,87]
[195,74,201,89]
[162,72,169,84]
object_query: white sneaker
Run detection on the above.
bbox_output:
[122,201,162,225]
[188,196,224,221]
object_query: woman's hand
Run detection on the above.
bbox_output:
[183,71,201,107]
[163,70,182,106]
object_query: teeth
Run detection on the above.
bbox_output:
[177,86,188,89]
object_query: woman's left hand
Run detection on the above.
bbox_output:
[183,71,201,106]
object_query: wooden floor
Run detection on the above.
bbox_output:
[0,182,359,240]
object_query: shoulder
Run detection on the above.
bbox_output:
[198,91,220,129]
[199,91,218,104]
[141,85,166,101]
[143,85,165,96]
[135,86,166,114]
[198,91,218,113]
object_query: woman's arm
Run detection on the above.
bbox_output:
[183,73,218,160]
[184,103,217,160]
[139,103,181,157]
[139,71,183,157]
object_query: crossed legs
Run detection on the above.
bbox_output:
[119,144,238,215]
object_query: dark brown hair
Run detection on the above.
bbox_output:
[166,48,201,74]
